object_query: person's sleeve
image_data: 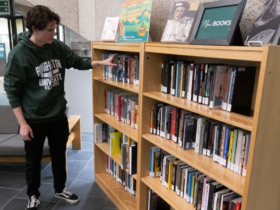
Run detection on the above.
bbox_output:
[4,58,27,109]
[64,43,93,70]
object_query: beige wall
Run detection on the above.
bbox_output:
[95,0,266,42]
[26,0,80,35]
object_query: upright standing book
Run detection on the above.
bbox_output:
[101,17,120,42]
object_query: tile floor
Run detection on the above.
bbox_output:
[0,133,118,210]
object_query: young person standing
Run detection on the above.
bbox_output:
[4,5,116,210]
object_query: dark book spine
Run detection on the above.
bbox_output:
[157,108,161,136]
[197,178,204,210]
[172,163,177,191]
[167,112,172,140]
[194,177,200,208]
[182,64,187,98]
[209,66,217,108]
[124,58,128,83]
[174,108,181,143]
[207,124,214,157]
[194,64,201,102]
[165,61,171,93]
[128,57,131,84]
[153,105,157,134]
[131,145,137,174]
[203,64,208,104]
[227,66,237,112]
[135,55,139,85]
[161,63,165,93]
[199,64,205,104]
[203,122,210,156]
[172,61,177,96]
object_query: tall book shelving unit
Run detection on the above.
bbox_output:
[92,41,280,210]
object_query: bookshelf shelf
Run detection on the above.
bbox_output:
[96,173,137,210]
[145,43,264,62]
[144,91,253,131]
[141,176,195,210]
[143,133,245,195]
[95,113,139,142]
[92,42,140,53]
[126,169,137,180]
[93,77,140,93]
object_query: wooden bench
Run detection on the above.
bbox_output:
[0,115,81,171]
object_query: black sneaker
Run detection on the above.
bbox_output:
[55,188,80,204]
[26,195,40,210]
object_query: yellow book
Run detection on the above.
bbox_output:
[154,151,161,177]
[110,132,122,156]
[227,130,234,169]
[168,160,180,190]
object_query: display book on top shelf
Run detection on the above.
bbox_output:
[92,41,280,210]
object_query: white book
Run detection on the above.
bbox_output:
[211,66,227,110]
[234,130,243,173]
[195,117,206,153]
[101,17,119,42]
[222,68,233,110]
[187,64,194,101]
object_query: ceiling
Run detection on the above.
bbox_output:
[14,0,33,7]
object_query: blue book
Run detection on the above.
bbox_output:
[214,124,221,162]
[127,173,130,189]
[149,148,152,173]
[187,171,198,203]
[175,61,183,96]
[107,91,111,113]
[222,126,230,167]
[245,134,251,168]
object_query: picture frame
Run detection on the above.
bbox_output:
[189,0,246,46]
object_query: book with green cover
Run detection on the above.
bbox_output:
[191,174,196,204]
[227,130,234,169]
[230,129,239,171]
[110,132,123,156]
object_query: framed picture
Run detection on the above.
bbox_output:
[161,1,201,44]
[189,0,246,46]
[245,0,280,46]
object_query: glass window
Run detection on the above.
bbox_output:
[0,18,11,61]
[59,25,64,42]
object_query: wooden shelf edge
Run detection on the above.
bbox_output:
[142,133,244,196]
[93,77,139,93]
[143,92,253,131]
[92,42,140,53]
[144,43,263,62]
[96,173,137,210]
[95,113,139,142]
[125,169,137,180]
[142,176,195,210]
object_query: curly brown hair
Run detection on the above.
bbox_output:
[25,5,60,34]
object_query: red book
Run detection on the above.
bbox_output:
[236,201,242,210]
[117,95,122,121]
[221,71,228,108]
[128,57,131,84]
[171,107,177,142]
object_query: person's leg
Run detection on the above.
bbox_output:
[47,117,69,193]
[24,122,47,199]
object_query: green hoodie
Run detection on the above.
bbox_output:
[4,31,92,123]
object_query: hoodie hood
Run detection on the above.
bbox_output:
[18,31,49,52]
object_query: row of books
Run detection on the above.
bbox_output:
[95,123,138,175]
[161,61,256,116]
[149,149,242,210]
[103,53,140,86]
[106,155,137,196]
[150,103,251,177]
[105,90,138,129]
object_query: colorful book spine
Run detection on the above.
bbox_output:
[243,134,251,177]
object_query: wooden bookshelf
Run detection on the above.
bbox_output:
[93,77,139,93]
[96,173,137,210]
[92,42,280,210]
[95,113,138,142]
[142,176,195,210]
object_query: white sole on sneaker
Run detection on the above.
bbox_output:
[54,194,80,204]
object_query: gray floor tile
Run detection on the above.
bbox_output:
[84,158,94,168]
[81,135,93,142]
[103,208,118,210]
[41,169,79,187]
[46,160,88,172]
[0,173,26,189]
[81,142,94,152]
[76,167,94,181]
[1,162,50,174]
[66,150,93,161]
[16,183,59,202]
[53,196,107,210]
[0,188,20,207]
[68,179,107,198]
[104,198,117,208]
[2,198,56,210]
